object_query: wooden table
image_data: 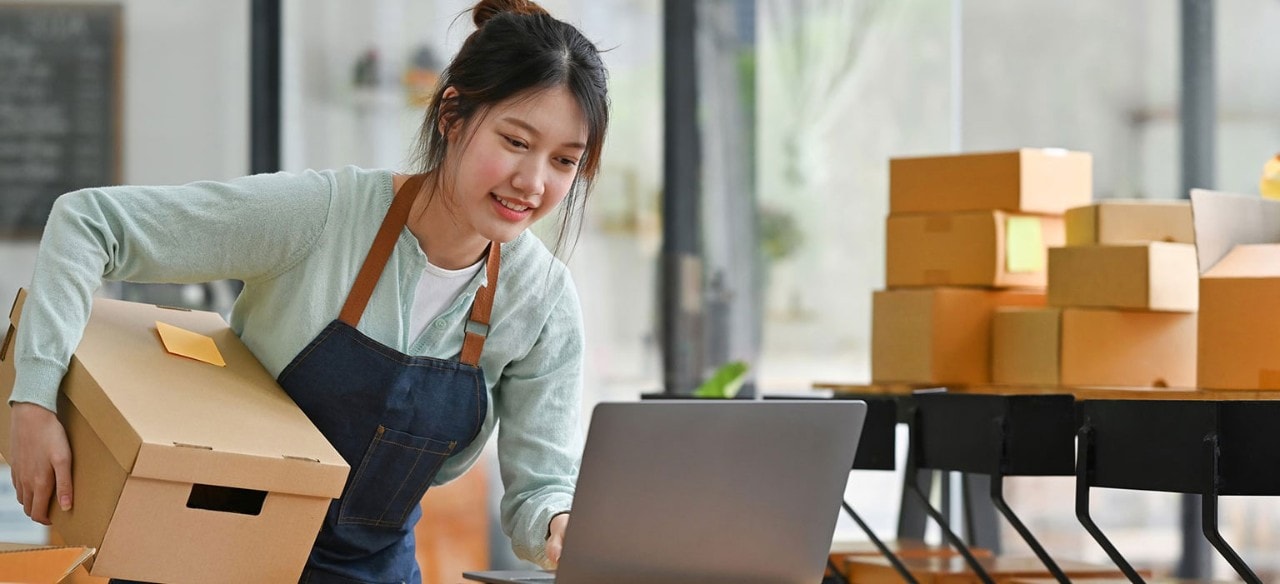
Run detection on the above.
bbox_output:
[847,556,1131,584]
[814,381,1280,401]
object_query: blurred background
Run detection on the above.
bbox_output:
[1,0,1278,581]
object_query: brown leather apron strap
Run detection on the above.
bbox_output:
[339,174,428,327]
[459,242,500,367]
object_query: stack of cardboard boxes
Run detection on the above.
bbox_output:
[872,149,1091,386]
[992,200,1199,388]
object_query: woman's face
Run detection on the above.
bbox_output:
[444,85,588,244]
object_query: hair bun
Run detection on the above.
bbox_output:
[472,0,548,28]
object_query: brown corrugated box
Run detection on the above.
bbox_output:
[1065,200,1194,246]
[886,211,1064,288]
[0,542,94,583]
[0,290,349,583]
[889,148,1092,215]
[1191,189,1280,389]
[992,307,1196,388]
[1047,243,1198,312]
[872,288,1045,385]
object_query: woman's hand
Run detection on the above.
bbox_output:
[546,513,570,566]
[8,402,73,525]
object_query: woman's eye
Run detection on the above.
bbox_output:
[504,136,528,149]
[557,157,579,167]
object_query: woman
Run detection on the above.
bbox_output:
[6,0,608,581]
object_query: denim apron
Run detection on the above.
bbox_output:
[111,174,498,584]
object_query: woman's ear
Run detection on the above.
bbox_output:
[438,86,460,139]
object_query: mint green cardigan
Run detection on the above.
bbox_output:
[12,166,583,566]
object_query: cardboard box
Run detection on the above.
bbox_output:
[886,211,1065,288]
[0,542,95,583]
[0,290,349,583]
[889,148,1092,215]
[1065,200,1194,246]
[1047,243,1198,312]
[1191,189,1280,389]
[872,288,1045,385]
[992,307,1197,388]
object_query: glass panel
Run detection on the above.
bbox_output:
[757,0,1280,577]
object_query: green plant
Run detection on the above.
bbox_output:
[693,361,750,399]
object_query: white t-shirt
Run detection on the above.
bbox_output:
[410,257,485,340]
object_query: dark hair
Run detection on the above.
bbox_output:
[409,0,609,257]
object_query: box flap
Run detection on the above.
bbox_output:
[1202,244,1280,279]
[132,441,348,498]
[1190,189,1280,274]
[0,543,95,582]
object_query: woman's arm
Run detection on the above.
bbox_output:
[13,170,333,411]
[494,274,585,568]
[8,170,333,525]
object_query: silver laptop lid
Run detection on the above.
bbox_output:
[556,400,866,584]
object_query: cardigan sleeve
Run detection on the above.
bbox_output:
[10,170,334,412]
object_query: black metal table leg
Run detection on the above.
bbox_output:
[988,416,1068,583]
[906,415,995,584]
[1202,433,1262,584]
[842,500,919,584]
[1075,424,1145,583]
[990,473,1069,582]
[903,479,994,584]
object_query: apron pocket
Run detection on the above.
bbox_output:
[337,425,457,528]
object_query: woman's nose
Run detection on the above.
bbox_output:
[510,158,546,198]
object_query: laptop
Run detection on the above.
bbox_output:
[464,399,866,584]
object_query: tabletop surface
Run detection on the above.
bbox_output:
[814,382,1280,401]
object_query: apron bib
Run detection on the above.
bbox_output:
[284,174,499,583]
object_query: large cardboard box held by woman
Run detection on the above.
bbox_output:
[0,289,349,583]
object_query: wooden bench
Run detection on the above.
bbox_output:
[828,540,993,579]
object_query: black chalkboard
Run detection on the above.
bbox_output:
[0,3,122,237]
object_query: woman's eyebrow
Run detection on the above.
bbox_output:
[501,117,586,150]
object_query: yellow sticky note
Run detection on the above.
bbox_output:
[1006,216,1044,273]
[156,321,226,367]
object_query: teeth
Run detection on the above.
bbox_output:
[494,195,529,212]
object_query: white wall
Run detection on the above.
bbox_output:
[1,0,249,314]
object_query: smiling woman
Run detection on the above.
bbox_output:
[410,0,610,265]
[5,0,609,582]
[402,85,590,270]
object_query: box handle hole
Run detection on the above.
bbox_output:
[186,484,266,516]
